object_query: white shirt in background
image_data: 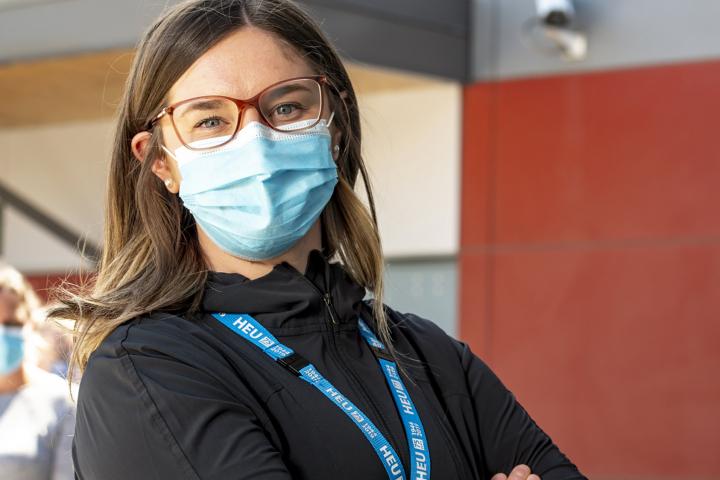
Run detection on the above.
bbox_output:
[0,364,76,480]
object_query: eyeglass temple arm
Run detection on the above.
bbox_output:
[146,109,168,131]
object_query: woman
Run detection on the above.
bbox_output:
[51,1,587,479]
[0,263,75,479]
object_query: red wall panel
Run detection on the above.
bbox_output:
[492,61,720,244]
[26,273,84,304]
[488,245,720,476]
[460,60,720,478]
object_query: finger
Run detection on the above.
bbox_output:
[509,464,532,479]
[490,475,507,480]
[528,475,541,480]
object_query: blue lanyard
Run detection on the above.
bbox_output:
[212,312,430,480]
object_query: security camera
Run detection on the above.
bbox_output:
[542,27,587,60]
[531,0,586,61]
[536,0,575,27]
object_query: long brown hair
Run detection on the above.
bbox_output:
[49,0,394,385]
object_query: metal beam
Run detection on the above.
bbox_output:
[0,181,101,261]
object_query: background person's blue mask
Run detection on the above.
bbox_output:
[0,325,25,375]
[166,117,338,261]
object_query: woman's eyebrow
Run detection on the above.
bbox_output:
[263,83,311,102]
[184,99,227,111]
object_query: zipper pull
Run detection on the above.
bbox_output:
[323,292,338,325]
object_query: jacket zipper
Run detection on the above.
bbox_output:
[322,292,337,325]
[297,274,408,473]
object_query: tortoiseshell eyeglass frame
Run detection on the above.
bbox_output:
[145,75,333,151]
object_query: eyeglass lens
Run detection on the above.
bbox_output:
[172,78,323,149]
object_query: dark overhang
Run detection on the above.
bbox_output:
[0,0,469,81]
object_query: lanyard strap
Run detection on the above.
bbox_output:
[357,318,431,480]
[212,312,430,480]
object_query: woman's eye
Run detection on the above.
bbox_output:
[194,116,224,129]
[274,103,301,116]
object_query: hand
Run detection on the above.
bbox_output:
[491,464,541,480]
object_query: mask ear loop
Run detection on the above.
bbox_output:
[159,144,183,192]
[160,144,177,161]
[325,111,340,161]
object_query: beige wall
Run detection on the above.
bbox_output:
[1,120,112,272]
[359,81,461,257]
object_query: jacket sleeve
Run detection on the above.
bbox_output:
[452,339,587,479]
[73,323,292,480]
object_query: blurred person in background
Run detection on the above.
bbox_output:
[50,1,585,479]
[0,263,75,479]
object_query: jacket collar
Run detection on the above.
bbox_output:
[200,249,367,331]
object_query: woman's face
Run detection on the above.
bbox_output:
[0,289,23,330]
[150,26,341,185]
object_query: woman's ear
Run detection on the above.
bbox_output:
[130,131,180,194]
[330,90,347,162]
[131,131,152,163]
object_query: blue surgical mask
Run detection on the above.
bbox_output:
[164,115,338,261]
[0,325,25,375]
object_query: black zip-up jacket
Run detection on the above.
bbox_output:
[72,250,586,479]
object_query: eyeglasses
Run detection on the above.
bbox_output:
[147,75,332,151]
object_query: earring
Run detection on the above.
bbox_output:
[164,178,175,190]
[332,144,340,159]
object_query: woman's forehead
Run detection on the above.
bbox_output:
[168,27,314,103]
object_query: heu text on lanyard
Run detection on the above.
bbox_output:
[212,312,431,480]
